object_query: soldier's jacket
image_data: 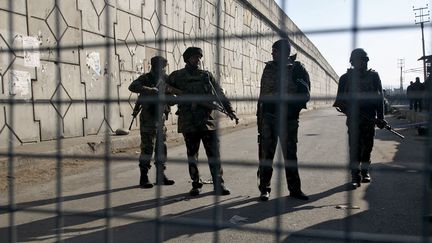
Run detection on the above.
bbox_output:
[333,68,384,120]
[128,71,170,129]
[406,84,414,99]
[410,81,425,99]
[167,65,234,133]
[257,59,310,121]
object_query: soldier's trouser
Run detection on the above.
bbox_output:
[347,118,375,176]
[258,119,301,193]
[139,126,167,177]
[183,130,224,189]
[414,99,422,112]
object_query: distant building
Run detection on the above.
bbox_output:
[418,55,432,78]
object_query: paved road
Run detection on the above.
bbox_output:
[1,108,430,242]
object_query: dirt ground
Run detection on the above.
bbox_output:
[0,122,253,193]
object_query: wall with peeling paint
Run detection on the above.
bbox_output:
[0,0,338,147]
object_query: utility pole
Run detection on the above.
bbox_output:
[413,5,430,82]
[397,58,405,93]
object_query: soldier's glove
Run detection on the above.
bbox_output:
[376,119,388,129]
[141,86,159,95]
[234,116,239,125]
[148,87,159,95]
[165,85,174,94]
[229,112,239,125]
[335,107,346,114]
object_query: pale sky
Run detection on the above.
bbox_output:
[276,0,432,90]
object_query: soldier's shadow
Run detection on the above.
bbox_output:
[63,184,347,242]
[0,189,214,243]
[0,185,138,215]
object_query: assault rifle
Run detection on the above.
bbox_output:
[334,106,404,139]
[128,102,142,130]
[374,117,405,139]
[203,71,239,124]
[166,82,239,124]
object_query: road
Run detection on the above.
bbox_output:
[0,108,430,242]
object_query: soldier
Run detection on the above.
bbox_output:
[411,77,425,112]
[257,39,310,201]
[128,56,175,188]
[333,48,387,189]
[166,47,238,196]
[407,81,414,110]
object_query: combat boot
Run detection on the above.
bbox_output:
[156,173,175,185]
[258,169,272,201]
[163,175,175,185]
[361,169,371,183]
[351,170,361,189]
[259,190,270,201]
[214,184,231,195]
[189,187,200,196]
[290,191,309,200]
[139,169,153,188]
[189,181,203,196]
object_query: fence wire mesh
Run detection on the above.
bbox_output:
[1,0,431,242]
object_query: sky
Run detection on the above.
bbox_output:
[276,0,432,90]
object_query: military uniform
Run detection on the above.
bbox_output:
[257,49,310,200]
[167,61,235,194]
[334,67,385,185]
[128,56,174,187]
[411,78,425,112]
[406,82,414,110]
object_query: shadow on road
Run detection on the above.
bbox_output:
[283,116,430,242]
[0,188,206,242]
[0,185,138,215]
[0,182,348,242]
[3,113,429,242]
[52,183,348,242]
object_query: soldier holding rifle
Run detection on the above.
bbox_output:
[333,48,389,189]
[257,39,310,201]
[128,56,175,188]
[166,47,238,196]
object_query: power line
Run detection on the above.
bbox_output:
[404,67,423,73]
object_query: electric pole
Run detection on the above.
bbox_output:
[413,5,430,82]
[398,58,405,93]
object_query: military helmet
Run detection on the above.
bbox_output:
[150,56,167,67]
[350,48,369,62]
[183,47,203,62]
[272,39,291,56]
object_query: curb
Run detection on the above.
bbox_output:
[0,115,257,169]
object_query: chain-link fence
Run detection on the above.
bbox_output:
[1,0,431,242]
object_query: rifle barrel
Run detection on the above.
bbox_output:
[335,105,404,139]
[128,118,134,130]
[385,126,405,139]
[129,102,142,130]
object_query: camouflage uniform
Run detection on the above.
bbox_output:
[334,68,385,183]
[129,62,173,186]
[257,56,310,196]
[167,63,235,192]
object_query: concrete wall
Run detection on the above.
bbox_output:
[0,0,338,148]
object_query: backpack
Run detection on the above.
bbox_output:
[292,60,311,109]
